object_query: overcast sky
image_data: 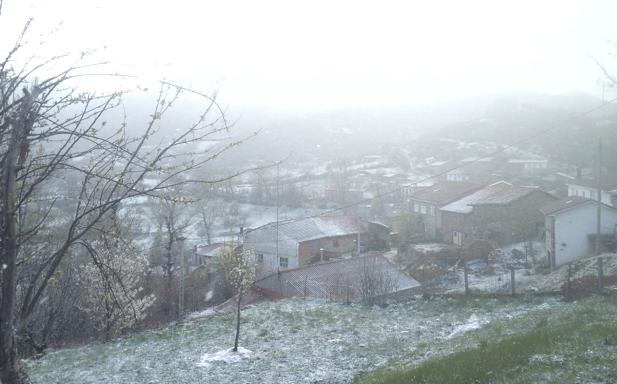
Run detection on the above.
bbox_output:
[2,0,617,108]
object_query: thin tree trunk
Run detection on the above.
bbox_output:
[233,291,242,352]
[165,234,174,319]
[1,112,30,383]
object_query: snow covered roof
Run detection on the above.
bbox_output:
[508,159,548,164]
[248,216,368,244]
[407,181,482,205]
[195,243,228,257]
[471,184,541,205]
[440,181,548,213]
[540,197,617,216]
[461,156,493,163]
[255,254,420,299]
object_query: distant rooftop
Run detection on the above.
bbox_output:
[440,181,548,213]
[247,216,381,243]
[508,158,548,164]
[408,181,482,206]
[567,174,617,192]
[195,242,229,257]
[539,196,617,216]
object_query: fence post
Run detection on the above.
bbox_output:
[598,257,604,292]
[464,262,469,295]
[304,276,307,300]
[566,263,572,298]
[510,267,516,295]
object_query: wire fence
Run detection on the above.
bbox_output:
[417,254,617,298]
[253,254,420,303]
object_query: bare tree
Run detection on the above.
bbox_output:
[0,22,249,383]
[197,200,222,245]
[327,158,351,206]
[148,193,192,319]
[359,257,399,307]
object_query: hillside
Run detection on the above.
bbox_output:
[355,294,617,384]
[27,296,563,384]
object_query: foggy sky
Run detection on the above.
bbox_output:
[2,0,617,109]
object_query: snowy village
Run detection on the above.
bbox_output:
[2,1,617,384]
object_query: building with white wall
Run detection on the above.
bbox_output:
[566,176,617,207]
[542,197,617,268]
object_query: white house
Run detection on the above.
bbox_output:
[566,176,617,206]
[542,197,617,268]
[508,158,548,173]
[243,216,389,278]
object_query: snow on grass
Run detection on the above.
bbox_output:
[198,347,252,367]
[185,308,216,321]
[446,314,489,339]
[26,296,563,384]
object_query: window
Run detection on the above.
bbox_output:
[256,253,264,264]
[429,206,435,216]
[279,257,289,268]
[333,238,339,247]
[413,203,420,213]
[420,205,427,214]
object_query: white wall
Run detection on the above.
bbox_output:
[553,204,617,266]
[244,227,299,277]
[567,185,613,206]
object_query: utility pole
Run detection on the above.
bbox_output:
[177,236,186,317]
[276,161,280,266]
[596,140,602,255]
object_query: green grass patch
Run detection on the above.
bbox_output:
[356,295,617,384]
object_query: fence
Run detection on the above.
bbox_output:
[418,254,617,297]
[562,254,617,298]
[254,254,420,303]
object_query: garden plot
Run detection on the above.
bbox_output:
[27,297,563,384]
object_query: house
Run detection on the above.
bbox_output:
[459,156,504,183]
[404,181,482,239]
[446,168,470,182]
[440,181,557,246]
[566,174,617,207]
[243,216,390,277]
[193,242,231,265]
[507,158,549,175]
[541,197,617,268]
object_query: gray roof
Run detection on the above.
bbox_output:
[248,216,368,243]
[407,181,482,205]
[471,184,542,205]
[195,243,228,257]
[441,181,544,213]
[540,197,617,216]
[255,254,420,300]
[566,174,617,192]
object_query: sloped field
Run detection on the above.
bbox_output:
[356,294,617,384]
[27,296,563,384]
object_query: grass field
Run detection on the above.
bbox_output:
[355,294,617,384]
[26,296,563,384]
